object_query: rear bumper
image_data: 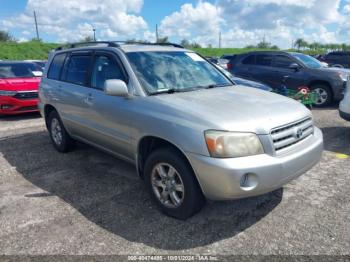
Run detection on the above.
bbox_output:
[0,96,39,115]
[187,127,323,200]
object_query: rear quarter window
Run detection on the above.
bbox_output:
[241,55,255,65]
[48,53,67,80]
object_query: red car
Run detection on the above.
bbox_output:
[0,61,42,115]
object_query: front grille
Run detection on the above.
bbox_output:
[271,117,314,152]
[14,91,38,100]
[19,106,38,111]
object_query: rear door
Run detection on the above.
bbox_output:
[56,51,93,136]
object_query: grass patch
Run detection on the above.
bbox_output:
[0,41,327,60]
[0,41,59,60]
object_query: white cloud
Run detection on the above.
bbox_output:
[2,0,148,42]
[159,2,222,46]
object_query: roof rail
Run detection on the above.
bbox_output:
[147,43,184,48]
[54,41,184,51]
[55,41,120,51]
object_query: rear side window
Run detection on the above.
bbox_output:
[48,53,66,80]
[64,55,91,85]
[242,55,255,65]
[256,55,273,66]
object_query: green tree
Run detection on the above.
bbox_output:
[0,30,15,42]
[156,36,169,44]
[81,35,94,42]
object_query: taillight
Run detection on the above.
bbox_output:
[227,63,233,70]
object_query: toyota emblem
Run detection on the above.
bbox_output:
[295,128,303,139]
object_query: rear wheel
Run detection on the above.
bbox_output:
[311,84,332,107]
[144,147,205,219]
[48,111,74,152]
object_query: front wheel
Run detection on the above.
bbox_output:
[144,148,205,219]
[311,84,333,107]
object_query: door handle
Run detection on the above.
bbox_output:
[84,93,93,104]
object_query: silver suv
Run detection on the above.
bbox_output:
[39,42,323,219]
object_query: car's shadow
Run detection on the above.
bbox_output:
[0,112,41,121]
[0,130,283,250]
[320,126,350,155]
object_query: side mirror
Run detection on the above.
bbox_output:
[104,79,129,97]
[289,63,300,71]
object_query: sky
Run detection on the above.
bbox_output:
[1,0,350,48]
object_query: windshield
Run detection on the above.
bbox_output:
[291,53,323,69]
[126,51,231,95]
[0,63,42,78]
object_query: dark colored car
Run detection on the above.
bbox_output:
[228,51,349,106]
[213,64,272,91]
[320,52,350,68]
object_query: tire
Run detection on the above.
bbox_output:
[311,84,333,107]
[48,110,74,153]
[144,147,205,219]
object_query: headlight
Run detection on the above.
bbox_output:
[204,130,264,158]
[337,73,348,82]
[0,90,17,96]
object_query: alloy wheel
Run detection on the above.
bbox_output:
[151,163,185,208]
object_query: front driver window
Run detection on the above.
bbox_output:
[91,55,125,90]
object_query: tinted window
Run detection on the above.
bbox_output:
[256,55,273,66]
[241,55,255,65]
[65,55,91,85]
[48,53,66,80]
[0,63,41,78]
[91,55,126,90]
[273,55,294,68]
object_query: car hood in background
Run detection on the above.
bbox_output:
[150,86,311,135]
[0,77,41,91]
[232,77,272,91]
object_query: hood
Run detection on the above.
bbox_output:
[232,77,272,91]
[316,67,350,74]
[150,86,311,135]
[0,77,41,91]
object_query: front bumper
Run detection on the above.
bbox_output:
[187,127,323,200]
[0,96,39,115]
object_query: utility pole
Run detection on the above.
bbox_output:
[156,24,159,43]
[93,28,96,41]
[33,11,40,41]
[219,31,221,48]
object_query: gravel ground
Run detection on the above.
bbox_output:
[0,108,349,256]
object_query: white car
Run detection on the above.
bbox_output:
[339,77,350,121]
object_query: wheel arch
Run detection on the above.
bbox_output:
[136,136,203,192]
[43,104,57,129]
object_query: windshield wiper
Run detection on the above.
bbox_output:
[204,83,232,89]
[148,88,181,96]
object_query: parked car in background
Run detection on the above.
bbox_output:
[321,52,350,68]
[207,57,229,70]
[39,41,323,219]
[214,63,272,91]
[25,60,47,71]
[0,61,42,115]
[339,77,350,121]
[228,51,349,106]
